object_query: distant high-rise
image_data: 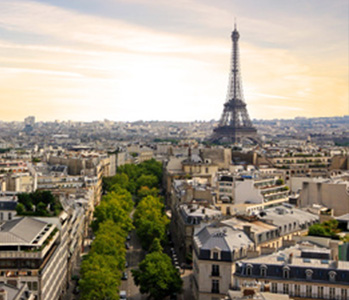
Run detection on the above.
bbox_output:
[210,25,257,143]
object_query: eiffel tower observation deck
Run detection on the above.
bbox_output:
[210,25,257,144]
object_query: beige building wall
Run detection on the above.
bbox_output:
[299,181,349,216]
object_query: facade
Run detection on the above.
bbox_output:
[192,205,318,300]
[299,178,349,216]
[216,173,290,215]
[0,217,68,300]
[0,200,17,222]
[234,243,349,299]
[192,224,254,300]
[171,203,222,262]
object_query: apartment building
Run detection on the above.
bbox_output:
[234,243,349,299]
[0,217,67,300]
[192,224,254,300]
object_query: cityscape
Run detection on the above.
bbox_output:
[0,1,348,300]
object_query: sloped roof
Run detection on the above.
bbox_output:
[0,217,48,245]
[195,225,253,253]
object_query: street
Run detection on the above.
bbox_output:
[120,229,147,300]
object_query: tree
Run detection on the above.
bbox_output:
[137,186,159,200]
[149,238,163,253]
[92,198,133,233]
[133,196,169,250]
[16,203,25,215]
[132,252,182,300]
[136,174,158,190]
[80,253,120,300]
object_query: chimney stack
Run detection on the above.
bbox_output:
[0,288,8,300]
[243,225,251,238]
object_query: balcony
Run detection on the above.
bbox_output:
[0,230,59,260]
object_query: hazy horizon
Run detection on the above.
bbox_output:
[1,0,348,122]
[3,114,348,124]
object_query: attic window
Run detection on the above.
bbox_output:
[246,264,253,276]
[329,271,336,282]
[305,269,313,280]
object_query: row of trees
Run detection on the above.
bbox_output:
[133,195,169,250]
[79,185,134,299]
[128,160,183,299]
[80,159,182,299]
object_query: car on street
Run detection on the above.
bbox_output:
[120,290,127,299]
[122,271,128,280]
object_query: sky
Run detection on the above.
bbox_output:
[0,0,348,122]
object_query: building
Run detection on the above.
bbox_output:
[216,172,289,215]
[171,203,222,262]
[0,199,17,222]
[299,177,349,216]
[234,242,349,299]
[192,223,254,300]
[0,217,68,300]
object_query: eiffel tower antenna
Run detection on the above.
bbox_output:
[210,26,257,144]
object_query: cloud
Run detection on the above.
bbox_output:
[0,0,347,121]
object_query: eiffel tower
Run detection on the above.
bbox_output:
[210,25,257,144]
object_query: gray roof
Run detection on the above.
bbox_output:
[260,205,318,227]
[194,225,253,253]
[0,283,32,300]
[0,217,48,245]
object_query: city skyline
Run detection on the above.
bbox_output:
[0,0,348,122]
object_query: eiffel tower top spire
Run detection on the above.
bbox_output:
[226,23,243,104]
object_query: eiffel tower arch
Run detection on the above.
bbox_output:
[210,25,258,144]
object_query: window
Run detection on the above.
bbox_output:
[283,267,290,279]
[211,265,219,276]
[318,286,323,298]
[306,285,312,298]
[213,252,219,260]
[305,269,313,280]
[329,287,335,299]
[246,265,253,276]
[271,283,277,293]
[294,284,300,297]
[329,271,336,282]
[32,282,38,291]
[8,212,12,220]
[341,289,347,300]
[260,265,267,277]
[211,279,219,294]
[283,284,289,294]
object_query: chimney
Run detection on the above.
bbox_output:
[0,289,7,300]
[243,225,251,238]
[334,255,339,269]
[288,253,293,264]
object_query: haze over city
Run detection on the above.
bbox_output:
[0,0,348,122]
